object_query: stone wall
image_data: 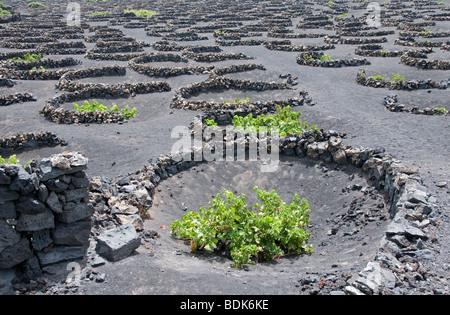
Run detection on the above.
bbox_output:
[297,52,371,68]
[0,152,93,277]
[356,70,449,90]
[400,50,450,70]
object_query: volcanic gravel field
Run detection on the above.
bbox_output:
[0,0,449,296]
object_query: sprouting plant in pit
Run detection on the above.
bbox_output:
[391,73,406,82]
[73,100,137,120]
[0,154,19,165]
[232,105,317,137]
[171,186,313,268]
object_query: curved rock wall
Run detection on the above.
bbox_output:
[0,152,93,277]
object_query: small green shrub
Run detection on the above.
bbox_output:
[0,7,11,16]
[0,154,19,165]
[89,11,112,17]
[29,66,45,73]
[391,73,406,82]
[171,187,313,268]
[27,2,47,8]
[124,9,158,18]
[223,97,250,105]
[320,54,333,62]
[204,119,218,127]
[370,75,386,81]
[73,100,137,120]
[7,53,42,63]
[232,105,316,137]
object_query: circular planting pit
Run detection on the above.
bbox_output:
[138,157,391,295]
[1,0,449,296]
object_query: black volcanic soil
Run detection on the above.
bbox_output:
[0,0,449,295]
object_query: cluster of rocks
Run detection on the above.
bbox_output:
[400,51,450,70]
[397,21,436,32]
[356,70,449,91]
[0,132,67,152]
[297,19,333,29]
[37,42,86,55]
[42,81,170,124]
[151,41,186,52]
[325,36,388,45]
[383,95,449,116]
[0,152,93,279]
[0,75,14,88]
[211,63,266,76]
[264,40,335,52]
[128,53,213,77]
[56,65,170,94]
[424,13,450,21]
[173,75,291,102]
[297,52,371,68]
[0,37,56,50]
[337,30,395,37]
[88,41,146,54]
[399,30,450,39]
[56,65,126,92]
[215,39,265,46]
[182,51,252,62]
[198,92,313,125]
[354,44,404,58]
[1,57,81,71]
[267,31,326,39]
[85,26,125,43]
[162,32,208,42]
[0,68,69,81]
[85,52,144,61]
[39,107,126,125]
[42,66,171,124]
[0,93,37,107]
[0,50,40,61]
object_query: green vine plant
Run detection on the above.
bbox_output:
[391,73,406,83]
[7,53,42,63]
[223,97,250,105]
[232,105,317,137]
[433,107,448,115]
[0,154,19,165]
[171,186,314,268]
[73,100,137,120]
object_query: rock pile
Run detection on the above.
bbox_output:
[383,95,449,116]
[400,50,450,70]
[325,36,388,45]
[172,75,291,108]
[42,66,171,124]
[0,152,93,277]
[128,53,214,77]
[297,52,371,67]
[163,32,208,41]
[182,51,252,62]
[354,44,404,58]
[1,58,81,71]
[264,40,335,52]
[0,132,67,152]
[356,70,449,90]
[0,93,37,107]
[0,76,15,87]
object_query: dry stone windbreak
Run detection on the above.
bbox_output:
[0,152,93,275]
